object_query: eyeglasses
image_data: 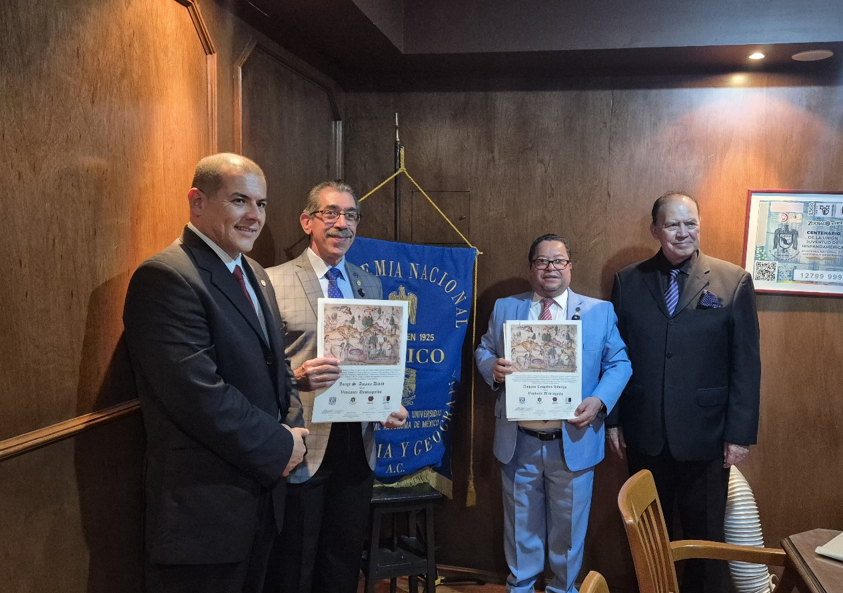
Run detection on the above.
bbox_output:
[309,209,361,224]
[532,258,572,270]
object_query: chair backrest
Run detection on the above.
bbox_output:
[580,570,610,593]
[618,470,681,593]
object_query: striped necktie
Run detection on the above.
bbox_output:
[539,297,554,320]
[664,268,680,315]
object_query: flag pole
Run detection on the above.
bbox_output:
[394,112,402,241]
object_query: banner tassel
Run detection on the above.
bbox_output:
[465,477,477,507]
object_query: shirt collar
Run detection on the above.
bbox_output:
[657,249,697,275]
[187,222,243,272]
[532,289,569,311]
[306,247,346,279]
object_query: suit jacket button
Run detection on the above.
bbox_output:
[668,319,675,325]
[266,356,274,365]
[666,352,673,358]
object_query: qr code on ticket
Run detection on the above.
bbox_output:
[754,261,777,282]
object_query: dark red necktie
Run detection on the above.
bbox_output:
[233,265,255,311]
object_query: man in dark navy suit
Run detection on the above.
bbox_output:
[123,153,308,593]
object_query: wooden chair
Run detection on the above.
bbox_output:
[580,570,610,593]
[618,470,786,593]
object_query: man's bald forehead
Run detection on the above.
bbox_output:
[651,191,700,225]
[192,153,264,196]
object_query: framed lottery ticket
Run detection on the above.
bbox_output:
[743,190,843,297]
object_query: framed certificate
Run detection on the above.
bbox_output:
[503,320,583,420]
[312,298,407,422]
[744,190,843,297]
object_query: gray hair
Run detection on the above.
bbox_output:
[303,180,360,213]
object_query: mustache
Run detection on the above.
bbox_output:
[327,229,354,238]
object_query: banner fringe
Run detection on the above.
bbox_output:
[375,467,453,498]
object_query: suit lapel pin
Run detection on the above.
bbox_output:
[260,279,267,287]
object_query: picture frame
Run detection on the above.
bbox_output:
[743,189,843,296]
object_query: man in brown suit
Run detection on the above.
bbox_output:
[608,191,761,593]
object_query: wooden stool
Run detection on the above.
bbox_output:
[362,483,442,593]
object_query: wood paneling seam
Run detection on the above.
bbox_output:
[233,39,258,154]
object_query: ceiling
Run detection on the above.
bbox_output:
[232,0,843,89]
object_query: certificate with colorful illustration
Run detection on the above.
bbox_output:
[312,298,407,422]
[503,320,582,420]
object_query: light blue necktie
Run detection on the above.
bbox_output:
[326,267,344,299]
[664,268,680,315]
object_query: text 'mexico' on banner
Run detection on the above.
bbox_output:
[346,237,476,495]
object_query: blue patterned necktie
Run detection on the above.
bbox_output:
[326,267,344,299]
[664,268,680,315]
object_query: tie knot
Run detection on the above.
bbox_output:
[232,265,256,312]
[539,297,555,320]
[325,267,344,299]
[664,268,680,315]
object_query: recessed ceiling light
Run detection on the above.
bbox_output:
[749,52,765,60]
[792,49,834,62]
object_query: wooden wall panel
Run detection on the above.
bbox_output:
[239,45,341,267]
[742,77,843,543]
[344,73,843,589]
[0,0,326,591]
[0,416,145,591]
[0,0,212,585]
[408,190,471,245]
[0,0,210,441]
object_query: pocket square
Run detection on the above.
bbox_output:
[699,289,723,309]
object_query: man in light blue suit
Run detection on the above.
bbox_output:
[475,234,631,593]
